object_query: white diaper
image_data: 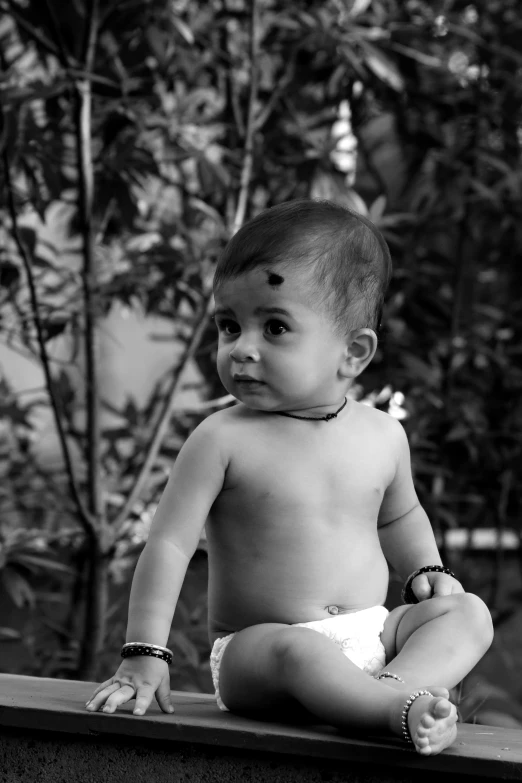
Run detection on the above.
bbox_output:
[294,605,389,676]
[210,605,389,712]
[210,632,236,711]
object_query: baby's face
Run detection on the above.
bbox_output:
[213,266,350,413]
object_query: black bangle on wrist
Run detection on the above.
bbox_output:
[121,642,173,665]
[401,565,456,604]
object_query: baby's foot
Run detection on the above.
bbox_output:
[407,694,458,756]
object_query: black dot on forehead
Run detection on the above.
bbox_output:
[267,272,284,286]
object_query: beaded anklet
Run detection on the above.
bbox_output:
[401,690,433,743]
[376,671,405,683]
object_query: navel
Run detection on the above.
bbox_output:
[326,605,340,615]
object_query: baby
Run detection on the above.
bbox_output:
[87,200,493,755]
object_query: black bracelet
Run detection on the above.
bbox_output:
[121,643,173,665]
[401,565,456,604]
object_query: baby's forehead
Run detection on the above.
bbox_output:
[225,263,312,288]
[214,267,326,319]
[216,265,312,298]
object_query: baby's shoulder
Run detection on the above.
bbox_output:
[352,401,407,446]
[192,403,256,444]
[203,402,254,426]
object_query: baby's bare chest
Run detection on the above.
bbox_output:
[217,431,394,518]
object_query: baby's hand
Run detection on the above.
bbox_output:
[85,656,174,716]
[412,571,464,601]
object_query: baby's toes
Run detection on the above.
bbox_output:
[410,697,457,756]
[419,711,436,730]
[415,732,431,749]
[432,697,454,720]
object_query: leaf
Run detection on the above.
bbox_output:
[2,569,35,609]
[30,255,58,270]
[358,42,404,91]
[55,371,76,416]
[476,151,513,176]
[0,627,21,641]
[42,318,68,342]
[0,260,20,289]
[369,195,386,223]
[469,178,500,205]
[188,197,224,226]
[2,80,69,105]
[341,44,368,78]
[0,400,31,426]
[172,17,195,45]
[17,226,37,256]
[12,553,73,575]
[347,1,374,18]
[389,42,442,68]
[378,213,416,228]
[445,423,469,442]
[310,172,368,215]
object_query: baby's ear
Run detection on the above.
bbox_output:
[340,328,378,378]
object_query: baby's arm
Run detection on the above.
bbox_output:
[378,420,463,601]
[86,415,228,714]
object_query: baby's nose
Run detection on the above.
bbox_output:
[229,336,260,362]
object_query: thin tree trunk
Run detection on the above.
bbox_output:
[78,0,261,679]
[78,531,110,679]
[75,0,105,680]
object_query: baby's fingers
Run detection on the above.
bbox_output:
[102,683,141,714]
[86,681,126,712]
[132,684,156,716]
[412,574,432,601]
[432,575,462,597]
[155,674,175,714]
[451,580,465,594]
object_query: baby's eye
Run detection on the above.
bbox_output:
[216,319,240,336]
[265,319,287,336]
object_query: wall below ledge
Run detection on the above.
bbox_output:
[0,674,521,783]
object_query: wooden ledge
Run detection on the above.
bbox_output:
[1,674,521,781]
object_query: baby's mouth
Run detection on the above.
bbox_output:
[233,374,265,386]
[234,374,262,382]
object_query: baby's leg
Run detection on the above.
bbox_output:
[218,622,457,755]
[381,592,493,690]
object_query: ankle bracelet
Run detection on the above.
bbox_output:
[376,671,405,683]
[401,690,433,743]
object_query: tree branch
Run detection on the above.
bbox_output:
[0,0,63,61]
[74,0,101,522]
[1,2,120,89]
[232,0,259,234]
[111,0,261,537]
[254,50,296,132]
[42,0,73,70]
[111,295,215,538]
[1,148,96,534]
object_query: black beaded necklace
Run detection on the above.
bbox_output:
[275,397,347,422]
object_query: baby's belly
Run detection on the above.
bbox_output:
[207,537,390,643]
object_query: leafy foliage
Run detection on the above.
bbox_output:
[0,0,521,716]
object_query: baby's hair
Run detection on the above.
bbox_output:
[213,199,392,333]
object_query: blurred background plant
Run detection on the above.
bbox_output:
[0,0,520,725]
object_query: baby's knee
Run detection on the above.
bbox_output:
[273,627,325,677]
[450,592,494,650]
